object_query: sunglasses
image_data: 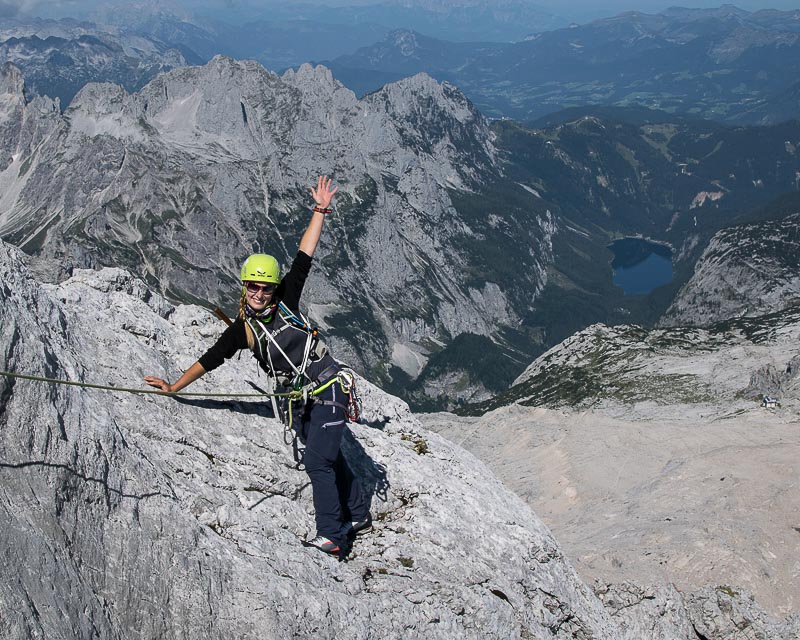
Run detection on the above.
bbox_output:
[245,282,276,295]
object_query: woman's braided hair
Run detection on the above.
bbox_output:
[239,289,256,350]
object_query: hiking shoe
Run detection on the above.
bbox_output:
[304,535,340,554]
[350,514,373,537]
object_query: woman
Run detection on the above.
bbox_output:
[145,176,371,555]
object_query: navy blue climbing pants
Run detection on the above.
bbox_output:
[295,381,369,545]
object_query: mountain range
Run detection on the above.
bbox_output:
[327,6,800,125]
[2,56,800,410]
[0,58,553,408]
[0,18,194,106]
[5,6,800,127]
[51,0,568,44]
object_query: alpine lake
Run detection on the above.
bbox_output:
[609,237,673,295]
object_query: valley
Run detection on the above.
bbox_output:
[423,305,800,615]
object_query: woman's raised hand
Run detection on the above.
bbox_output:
[311,175,338,210]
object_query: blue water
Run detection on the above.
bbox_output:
[610,238,673,295]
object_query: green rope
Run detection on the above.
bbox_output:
[285,376,341,433]
[0,370,293,399]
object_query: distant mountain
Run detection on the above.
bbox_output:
[12,6,800,125]
[157,0,566,43]
[329,7,800,124]
[318,0,565,42]
[78,0,563,70]
[93,12,393,71]
[0,19,192,105]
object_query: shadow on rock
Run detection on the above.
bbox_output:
[343,427,390,506]
[173,396,277,419]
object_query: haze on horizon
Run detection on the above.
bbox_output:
[4,0,800,27]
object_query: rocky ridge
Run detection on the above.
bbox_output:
[4,234,800,638]
[0,236,619,638]
[0,58,553,403]
[492,304,800,415]
[661,211,800,328]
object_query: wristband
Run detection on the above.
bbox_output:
[313,206,332,214]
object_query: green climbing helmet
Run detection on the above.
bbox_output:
[240,254,281,284]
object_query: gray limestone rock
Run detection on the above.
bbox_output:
[0,238,618,638]
[743,355,800,400]
[597,582,800,640]
[686,586,800,639]
[594,582,697,640]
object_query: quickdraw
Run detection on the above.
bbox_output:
[337,370,362,422]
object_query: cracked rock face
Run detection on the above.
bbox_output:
[0,238,617,639]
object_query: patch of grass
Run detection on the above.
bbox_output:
[401,434,429,455]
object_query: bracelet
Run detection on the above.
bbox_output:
[313,206,332,214]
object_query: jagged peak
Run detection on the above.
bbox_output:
[67,81,129,115]
[137,54,283,107]
[0,62,26,99]
[283,62,334,85]
[63,82,147,142]
[203,54,276,80]
[382,70,438,91]
[370,71,454,102]
[281,63,355,104]
[366,72,484,126]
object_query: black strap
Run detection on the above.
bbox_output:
[311,398,348,411]
[313,362,342,386]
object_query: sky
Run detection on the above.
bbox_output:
[4,0,800,23]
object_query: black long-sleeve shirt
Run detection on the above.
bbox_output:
[198,250,334,380]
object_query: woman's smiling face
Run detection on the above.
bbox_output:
[244,281,275,310]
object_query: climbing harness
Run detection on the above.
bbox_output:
[246,300,328,425]
[244,303,364,452]
[282,367,363,469]
[246,302,323,381]
[284,369,362,432]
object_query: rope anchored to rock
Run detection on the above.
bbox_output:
[0,370,292,398]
